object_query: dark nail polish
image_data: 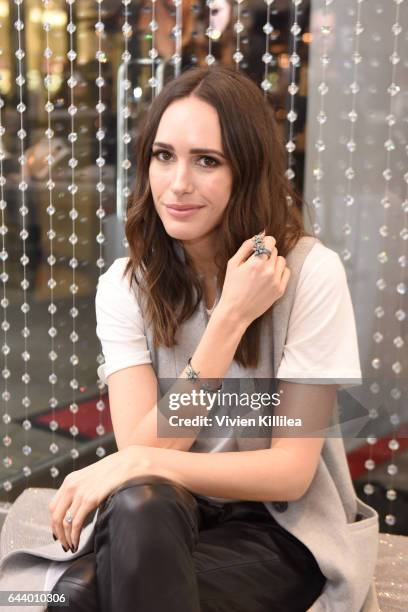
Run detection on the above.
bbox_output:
[62,545,68,552]
[70,545,75,553]
[52,533,57,541]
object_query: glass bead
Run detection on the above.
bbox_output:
[374,306,384,317]
[386,489,397,501]
[392,362,402,375]
[291,24,301,36]
[387,464,398,476]
[388,439,400,451]
[22,419,31,431]
[363,483,374,495]
[393,336,404,348]
[395,309,406,321]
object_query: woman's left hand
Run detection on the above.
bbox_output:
[48,445,179,553]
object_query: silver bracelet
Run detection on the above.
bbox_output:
[186,357,222,393]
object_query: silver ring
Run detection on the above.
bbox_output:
[252,235,271,259]
[64,511,74,524]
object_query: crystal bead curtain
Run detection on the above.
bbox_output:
[0,0,406,536]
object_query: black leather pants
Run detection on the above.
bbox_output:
[48,475,326,612]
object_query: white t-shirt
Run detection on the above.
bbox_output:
[95,242,362,385]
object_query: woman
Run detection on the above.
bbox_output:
[48,66,378,612]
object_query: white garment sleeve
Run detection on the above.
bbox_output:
[95,258,152,386]
[276,243,362,387]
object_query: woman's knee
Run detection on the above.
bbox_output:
[97,474,198,531]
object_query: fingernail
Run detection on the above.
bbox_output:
[61,545,68,552]
[52,533,57,541]
[70,545,76,553]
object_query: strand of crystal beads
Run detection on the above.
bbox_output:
[94,0,108,460]
[0,91,12,496]
[232,0,245,69]
[42,1,60,481]
[148,0,159,99]
[66,0,80,468]
[382,0,407,529]
[172,0,183,78]
[261,0,275,95]
[12,0,33,486]
[121,0,132,235]
[284,0,303,184]
[205,0,218,66]
[368,0,405,530]
[309,0,333,236]
[340,0,364,265]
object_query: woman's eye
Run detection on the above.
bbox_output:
[151,150,219,168]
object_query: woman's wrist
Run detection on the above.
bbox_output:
[211,301,250,336]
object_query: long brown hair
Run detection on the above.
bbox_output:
[124,65,313,368]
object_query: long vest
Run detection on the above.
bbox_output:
[0,236,380,612]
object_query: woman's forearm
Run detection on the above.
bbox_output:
[127,304,248,452]
[126,444,304,502]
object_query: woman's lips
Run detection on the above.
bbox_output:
[165,206,204,218]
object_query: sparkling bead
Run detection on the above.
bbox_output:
[392,362,402,375]
[393,336,404,348]
[371,358,381,369]
[363,484,374,495]
[385,514,396,526]
[365,459,375,470]
[387,464,398,476]
[388,439,399,451]
[386,489,397,501]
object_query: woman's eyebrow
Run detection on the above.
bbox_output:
[152,141,227,159]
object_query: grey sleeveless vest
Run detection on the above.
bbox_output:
[141,235,380,612]
[0,236,379,612]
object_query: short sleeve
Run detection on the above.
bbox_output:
[95,257,152,385]
[276,243,362,388]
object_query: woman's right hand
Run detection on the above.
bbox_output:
[217,231,291,327]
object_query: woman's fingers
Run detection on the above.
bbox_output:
[230,230,276,266]
[50,502,71,551]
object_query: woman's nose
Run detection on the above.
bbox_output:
[170,161,194,194]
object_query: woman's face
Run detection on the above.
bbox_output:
[149,96,233,245]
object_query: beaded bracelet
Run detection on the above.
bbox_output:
[185,357,223,393]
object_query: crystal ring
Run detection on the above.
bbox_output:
[252,235,271,259]
[64,510,74,524]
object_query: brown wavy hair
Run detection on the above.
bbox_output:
[123,65,314,368]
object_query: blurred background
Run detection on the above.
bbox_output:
[0,0,407,538]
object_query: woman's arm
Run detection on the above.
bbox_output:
[109,302,248,452]
[123,381,338,503]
